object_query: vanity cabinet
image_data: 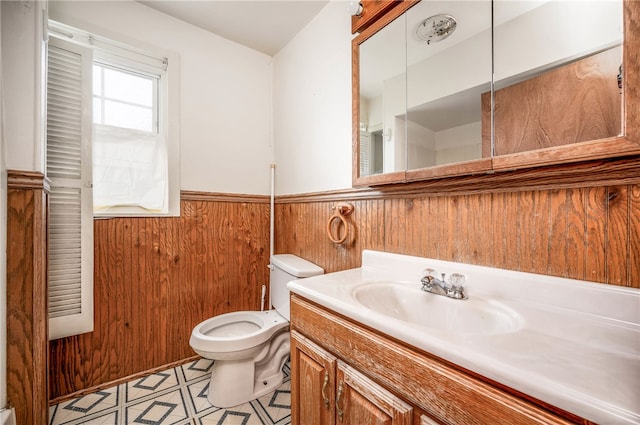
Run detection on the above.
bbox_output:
[291,330,414,425]
[291,332,337,425]
[290,294,581,425]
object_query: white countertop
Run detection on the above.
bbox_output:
[287,250,640,424]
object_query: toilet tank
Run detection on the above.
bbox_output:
[270,254,324,320]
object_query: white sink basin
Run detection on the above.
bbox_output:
[353,282,522,335]
[287,250,640,425]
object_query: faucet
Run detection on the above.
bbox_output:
[420,268,467,300]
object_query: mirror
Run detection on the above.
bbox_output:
[358,11,406,177]
[491,0,623,156]
[405,0,492,170]
[354,0,632,186]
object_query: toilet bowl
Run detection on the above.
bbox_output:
[189,254,324,408]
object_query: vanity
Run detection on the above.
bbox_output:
[295,1,640,421]
[287,250,640,425]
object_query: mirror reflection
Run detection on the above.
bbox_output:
[359,14,406,177]
[405,0,491,169]
[491,0,623,155]
[357,0,624,179]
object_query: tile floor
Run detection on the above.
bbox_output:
[49,358,291,425]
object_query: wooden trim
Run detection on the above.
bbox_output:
[279,157,640,203]
[624,0,639,143]
[406,157,492,182]
[7,169,49,192]
[6,184,49,425]
[7,179,269,202]
[491,138,640,172]
[352,1,420,187]
[351,1,407,34]
[49,355,199,406]
[180,190,269,203]
[352,33,361,187]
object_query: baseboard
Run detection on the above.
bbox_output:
[49,355,200,406]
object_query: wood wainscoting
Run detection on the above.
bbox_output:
[6,171,49,425]
[45,157,639,403]
[275,157,640,286]
[48,192,271,401]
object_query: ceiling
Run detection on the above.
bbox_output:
[138,0,329,56]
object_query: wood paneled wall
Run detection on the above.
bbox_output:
[49,193,271,400]
[6,171,49,425]
[47,158,638,402]
[276,159,640,286]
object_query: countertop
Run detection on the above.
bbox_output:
[287,250,640,424]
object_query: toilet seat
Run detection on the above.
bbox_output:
[190,310,289,354]
[188,254,323,407]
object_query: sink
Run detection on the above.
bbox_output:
[353,282,522,335]
[288,250,640,424]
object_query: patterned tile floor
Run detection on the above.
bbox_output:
[49,358,291,425]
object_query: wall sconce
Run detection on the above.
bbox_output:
[346,1,363,17]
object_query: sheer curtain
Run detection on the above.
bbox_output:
[92,124,168,212]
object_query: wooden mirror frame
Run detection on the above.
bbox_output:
[352,0,639,187]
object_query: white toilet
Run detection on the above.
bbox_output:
[189,254,324,408]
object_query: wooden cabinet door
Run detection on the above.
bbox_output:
[291,331,337,425]
[336,361,413,425]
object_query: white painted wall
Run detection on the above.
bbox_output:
[272,1,353,195]
[2,1,46,173]
[494,1,622,84]
[407,121,436,170]
[50,0,275,195]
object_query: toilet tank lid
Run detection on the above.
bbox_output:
[270,254,324,278]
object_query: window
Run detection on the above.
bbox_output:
[48,19,180,217]
[91,59,169,214]
[93,63,158,132]
[46,22,180,339]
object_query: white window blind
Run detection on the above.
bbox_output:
[47,38,94,340]
[360,130,370,176]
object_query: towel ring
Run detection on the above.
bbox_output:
[327,203,354,244]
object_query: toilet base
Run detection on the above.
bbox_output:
[206,331,291,408]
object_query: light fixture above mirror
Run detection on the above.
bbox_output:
[347,1,363,17]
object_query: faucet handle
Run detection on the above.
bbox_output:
[423,268,437,278]
[449,273,466,288]
[449,273,467,299]
[421,268,436,290]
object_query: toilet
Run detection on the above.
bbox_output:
[189,254,324,408]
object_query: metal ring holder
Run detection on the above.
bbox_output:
[327,203,354,244]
